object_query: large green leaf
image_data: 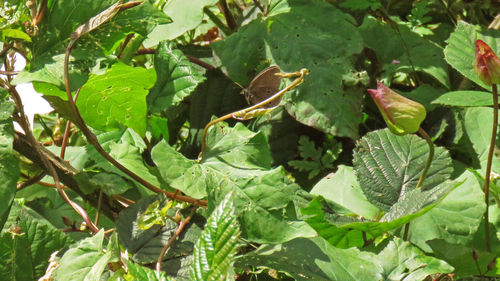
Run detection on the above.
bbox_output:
[353,129,453,211]
[77,63,156,136]
[311,165,380,220]
[373,237,453,280]
[406,169,485,252]
[211,0,364,138]
[148,41,206,114]
[0,204,73,281]
[462,107,500,164]
[444,21,500,91]
[432,91,494,107]
[145,0,219,45]
[0,89,18,230]
[54,230,110,281]
[359,16,450,88]
[191,192,240,281]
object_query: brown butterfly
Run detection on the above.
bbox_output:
[241,65,281,108]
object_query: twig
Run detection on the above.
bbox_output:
[187,56,215,70]
[218,0,237,32]
[94,189,103,226]
[60,88,80,159]
[17,172,46,190]
[483,83,498,252]
[0,70,20,75]
[156,205,199,271]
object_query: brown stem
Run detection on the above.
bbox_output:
[484,83,498,252]
[17,172,45,190]
[218,0,237,32]
[60,88,81,159]
[156,205,198,271]
[94,189,103,226]
[136,48,156,55]
[187,56,215,70]
[253,0,265,14]
[0,70,20,75]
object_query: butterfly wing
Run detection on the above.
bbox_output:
[245,66,281,108]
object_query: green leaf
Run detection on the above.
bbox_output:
[0,89,18,230]
[124,260,173,281]
[13,1,169,91]
[353,129,453,211]
[147,41,206,114]
[462,107,500,163]
[373,237,453,280]
[0,204,73,281]
[428,239,496,278]
[145,0,219,45]
[303,182,456,248]
[54,230,110,281]
[77,63,156,136]
[116,195,203,266]
[432,91,494,107]
[191,192,240,281]
[359,16,450,88]
[339,0,382,11]
[310,165,380,220]
[0,28,31,41]
[153,122,315,243]
[212,0,364,138]
[444,21,500,91]
[406,169,485,252]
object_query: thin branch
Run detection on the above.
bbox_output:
[17,172,46,190]
[218,0,237,32]
[253,0,265,15]
[94,189,103,226]
[60,88,81,159]
[483,83,498,252]
[0,70,20,75]
[156,205,199,271]
[187,56,215,70]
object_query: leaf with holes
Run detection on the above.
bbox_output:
[353,129,453,211]
[77,63,155,136]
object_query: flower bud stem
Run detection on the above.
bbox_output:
[484,84,498,253]
[403,127,434,241]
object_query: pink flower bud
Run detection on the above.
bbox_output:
[367,81,426,135]
[474,39,500,86]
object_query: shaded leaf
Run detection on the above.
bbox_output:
[359,16,449,88]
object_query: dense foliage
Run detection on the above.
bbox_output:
[2,0,500,280]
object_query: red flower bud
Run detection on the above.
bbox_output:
[367,81,426,135]
[474,39,500,86]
